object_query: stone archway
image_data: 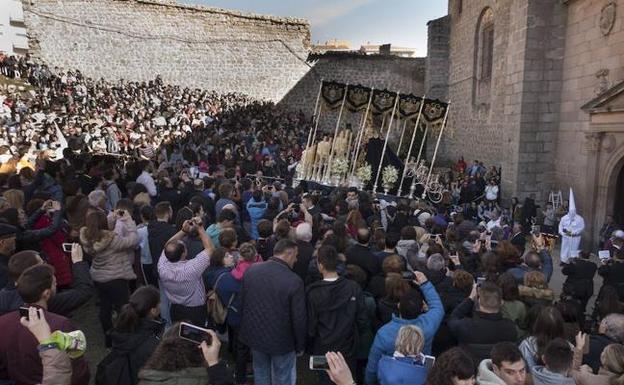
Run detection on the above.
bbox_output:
[581,80,624,246]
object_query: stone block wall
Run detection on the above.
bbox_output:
[23,0,311,101]
[280,53,426,115]
[425,16,450,101]
[438,0,526,198]
[514,0,567,202]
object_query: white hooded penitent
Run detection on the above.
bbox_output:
[558,188,585,264]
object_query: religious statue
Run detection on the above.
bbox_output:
[313,135,332,180]
[300,143,316,179]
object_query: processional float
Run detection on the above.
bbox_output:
[297,80,450,203]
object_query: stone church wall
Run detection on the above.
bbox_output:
[439,0,527,198]
[22,0,311,102]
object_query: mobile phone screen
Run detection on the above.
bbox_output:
[309,356,329,370]
[62,243,73,253]
[179,322,212,345]
[477,277,486,287]
[19,306,30,321]
[423,355,436,370]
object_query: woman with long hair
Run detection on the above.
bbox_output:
[80,209,138,347]
[138,323,234,385]
[519,305,568,371]
[498,272,528,339]
[426,347,476,385]
[97,286,163,385]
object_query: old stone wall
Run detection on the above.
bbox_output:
[22,0,311,101]
[279,53,426,115]
[554,0,624,242]
[425,16,450,101]
[439,0,527,198]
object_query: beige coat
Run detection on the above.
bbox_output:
[80,219,138,283]
[572,367,615,385]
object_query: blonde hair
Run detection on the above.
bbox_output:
[602,344,624,385]
[133,192,151,207]
[524,271,547,289]
[395,325,425,356]
[3,189,24,210]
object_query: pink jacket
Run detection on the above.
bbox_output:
[231,254,263,280]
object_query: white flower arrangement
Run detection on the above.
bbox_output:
[356,163,372,183]
[331,157,349,176]
[382,165,399,186]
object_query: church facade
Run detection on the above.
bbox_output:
[427,0,624,245]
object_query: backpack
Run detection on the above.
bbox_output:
[95,335,150,385]
[206,272,235,325]
[95,350,134,385]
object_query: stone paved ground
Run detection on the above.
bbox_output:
[71,247,603,384]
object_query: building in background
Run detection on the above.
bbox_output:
[426,0,624,246]
[0,0,29,55]
[359,42,416,57]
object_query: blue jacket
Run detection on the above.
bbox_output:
[507,250,553,283]
[365,281,444,385]
[377,356,428,385]
[246,199,267,240]
[215,272,242,327]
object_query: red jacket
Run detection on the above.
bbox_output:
[0,308,90,385]
[34,214,73,287]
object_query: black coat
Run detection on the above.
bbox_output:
[147,221,177,266]
[305,277,367,358]
[0,253,8,290]
[98,319,164,385]
[583,333,617,373]
[0,261,94,317]
[239,258,307,355]
[345,244,379,281]
[376,298,399,326]
[367,275,386,300]
[598,260,624,300]
[294,240,314,283]
[448,298,517,363]
[562,259,597,300]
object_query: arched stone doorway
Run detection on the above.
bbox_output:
[580,80,624,246]
[615,163,624,225]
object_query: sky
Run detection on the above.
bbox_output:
[185,0,448,56]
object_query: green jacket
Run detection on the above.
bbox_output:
[138,362,233,385]
[138,367,208,385]
[501,300,527,340]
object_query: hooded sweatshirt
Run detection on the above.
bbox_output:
[477,359,507,385]
[531,366,575,385]
[396,239,417,259]
[305,276,367,357]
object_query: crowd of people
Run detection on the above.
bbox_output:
[0,54,623,385]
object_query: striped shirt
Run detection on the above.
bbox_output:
[158,249,210,307]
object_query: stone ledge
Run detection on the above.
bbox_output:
[135,0,310,27]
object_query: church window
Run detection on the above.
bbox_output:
[473,7,494,107]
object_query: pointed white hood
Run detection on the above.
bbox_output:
[568,188,577,219]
